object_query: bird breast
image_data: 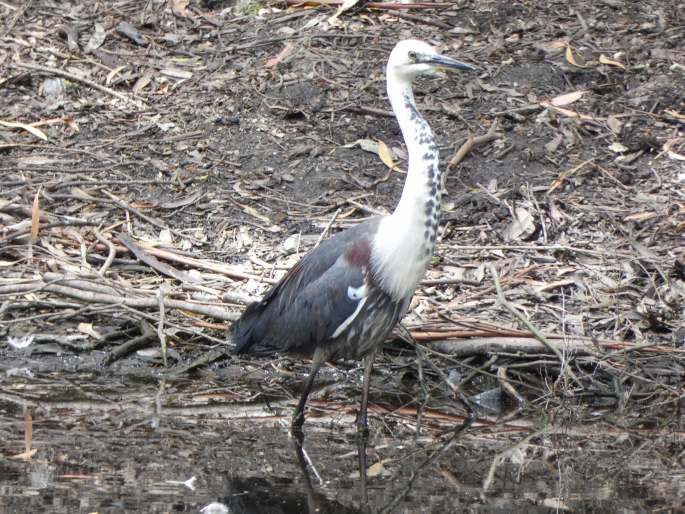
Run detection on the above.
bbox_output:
[370,212,433,302]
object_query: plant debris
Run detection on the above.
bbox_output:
[0,0,683,511]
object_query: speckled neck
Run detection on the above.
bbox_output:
[389,86,441,245]
[370,77,441,301]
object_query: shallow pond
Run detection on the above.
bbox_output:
[1,371,682,513]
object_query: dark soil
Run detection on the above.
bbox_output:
[1,0,684,512]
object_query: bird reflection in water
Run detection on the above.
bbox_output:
[217,439,364,514]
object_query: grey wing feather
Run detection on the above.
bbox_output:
[231,219,379,356]
[258,256,366,354]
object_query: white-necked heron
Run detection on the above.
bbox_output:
[231,40,474,434]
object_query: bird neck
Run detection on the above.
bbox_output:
[370,77,442,301]
[387,80,441,224]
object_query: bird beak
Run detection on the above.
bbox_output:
[427,54,476,72]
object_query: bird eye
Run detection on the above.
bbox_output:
[408,51,417,62]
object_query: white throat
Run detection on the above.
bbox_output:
[371,70,442,301]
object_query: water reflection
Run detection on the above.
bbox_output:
[222,475,362,514]
[0,376,681,513]
[220,437,365,514]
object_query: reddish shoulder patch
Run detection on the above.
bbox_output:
[344,239,371,269]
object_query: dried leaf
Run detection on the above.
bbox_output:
[549,41,567,50]
[549,201,567,224]
[599,54,626,69]
[40,78,66,98]
[0,120,48,141]
[471,264,486,283]
[161,68,193,79]
[624,211,657,222]
[346,138,402,171]
[85,23,106,53]
[62,24,79,51]
[241,204,271,224]
[78,322,103,339]
[133,72,153,95]
[547,159,592,194]
[236,225,253,249]
[545,134,563,154]
[550,90,585,107]
[106,65,127,85]
[265,42,295,68]
[606,115,622,134]
[377,139,399,171]
[367,459,391,477]
[30,188,40,240]
[564,44,586,68]
[159,229,173,244]
[71,187,96,200]
[663,138,685,161]
[18,156,58,166]
[502,207,536,241]
[235,202,281,232]
[367,461,383,477]
[8,448,38,461]
[116,21,146,46]
[64,117,80,132]
[329,0,361,24]
[159,190,203,209]
[534,279,576,293]
[608,142,629,153]
[169,0,190,16]
[539,102,596,121]
[355,138,378,153]
[339,0,361,12]
[282,234,300,254]
[541,498,572,511]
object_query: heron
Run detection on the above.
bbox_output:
[231,40,474,434]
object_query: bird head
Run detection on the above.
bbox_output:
[387,40,475,82]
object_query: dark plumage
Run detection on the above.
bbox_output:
[233,219,405,360]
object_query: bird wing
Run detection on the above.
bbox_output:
[231,219,380,356]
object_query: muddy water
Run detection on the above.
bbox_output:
[0,372,682,513]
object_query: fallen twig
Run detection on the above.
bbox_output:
[119,233,199,284]
[483,427,547,492]
[157,284,169,366]
[497,367,526,406]
[427,336,684,357]
[0,276,238,321]
[92,229,116,276]
[59,236,278,285]
[393,11,452,29]
[284,0,453,9]
[13,60,144,108]
[102,320,157,366]
[446,121,502,172]
[429,336,596,357]
[489,264,581,384]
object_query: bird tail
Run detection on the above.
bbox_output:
[230,301,272,355]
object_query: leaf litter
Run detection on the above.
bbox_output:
[0,0,684,512]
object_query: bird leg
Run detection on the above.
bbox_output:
[356,427,370,505]
[356,348,378,434]
[291,359,323,436]
[356,351,375,503]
